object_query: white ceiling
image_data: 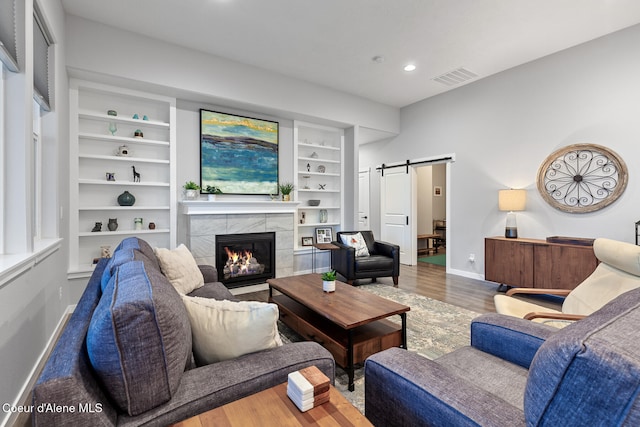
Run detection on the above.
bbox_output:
[61,0,640,109]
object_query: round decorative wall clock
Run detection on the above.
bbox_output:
[536,143,628,213]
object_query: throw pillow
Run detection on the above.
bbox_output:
[181,295,283,365]
[340,232,370,257]
[87,260,192,416]
[154,244,204,294]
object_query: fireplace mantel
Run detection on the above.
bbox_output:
[180,200,300,215]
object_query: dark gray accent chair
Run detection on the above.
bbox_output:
[331,230,400,286]
[365,286,640,426]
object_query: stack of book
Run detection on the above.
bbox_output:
[287,365,330,412]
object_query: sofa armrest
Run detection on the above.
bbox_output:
[198,264,219,283]
[330,241,356,279]
[471,313,557,368]
[365,348,525,427]
[117,342,335,426]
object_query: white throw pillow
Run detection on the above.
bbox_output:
[154,244,204,294]
[340,232,370,257]
[181,296,283,364]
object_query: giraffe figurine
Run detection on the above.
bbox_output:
[132,166,140,182]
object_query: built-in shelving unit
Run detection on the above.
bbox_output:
[68,80,176,278]
[293,121,344,251]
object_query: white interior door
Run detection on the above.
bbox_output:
[358,170,370,230]
[380,166,415,265]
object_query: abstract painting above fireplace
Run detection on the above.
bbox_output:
[215,232,276,288]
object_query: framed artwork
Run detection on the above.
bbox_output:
[200,109,279,195]
[433,186,442,196]
[315,227,333,244]
[301,236,313,246]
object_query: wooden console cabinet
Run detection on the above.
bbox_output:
[485,237,598,290]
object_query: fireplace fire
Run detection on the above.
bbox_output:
[215,232,275,288]
[223,247,265,278]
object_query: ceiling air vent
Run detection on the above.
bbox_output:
[432,67,478,86]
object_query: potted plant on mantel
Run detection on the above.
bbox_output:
[321,270,336,293]
[279,182,294,201]
[183,181,200,200]
[204,185,223,201]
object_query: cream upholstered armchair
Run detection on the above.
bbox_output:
[494,238,640,327]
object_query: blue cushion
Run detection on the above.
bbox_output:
[87,260,192,416]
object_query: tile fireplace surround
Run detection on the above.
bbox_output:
[180,201,299,282]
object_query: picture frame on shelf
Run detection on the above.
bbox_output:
[434,186,442,196]
[315,227,333,244]
[200,109,279,195]
[301,236,313,246]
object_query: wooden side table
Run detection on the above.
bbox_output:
[312,242,339,273]
[171,382,373,426]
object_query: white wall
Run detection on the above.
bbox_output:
[64,16,399,136]
[360,24,640,278]
[0,0,69,424]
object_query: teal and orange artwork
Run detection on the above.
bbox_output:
[200,110,279,195]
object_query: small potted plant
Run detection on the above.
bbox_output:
[183,181,200,200]
[279,182,294,201]
[204,185,223,201]
[321,270,337,293]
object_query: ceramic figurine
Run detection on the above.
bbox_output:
[91,222,102,232]
[132,165,140,182]
[142,115,149,121]
[107,110,117,116]
[132,113,139,119]
[106,172,115,181]
[116,145,130,156]
[134,129,143,138]
[107,218,118,231]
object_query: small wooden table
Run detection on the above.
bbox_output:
[268,274,409,391]
[417,233,440,255]
[171,382,372,427]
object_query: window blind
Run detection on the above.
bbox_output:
[33,10,51,110]
[0,0,18,71]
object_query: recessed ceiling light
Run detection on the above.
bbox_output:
[403,64,416,72]
[372,55,385,64]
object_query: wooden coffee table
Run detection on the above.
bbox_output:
[171,382,372,426]
[268,274,409,391]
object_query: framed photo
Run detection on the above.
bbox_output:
[315,227,333,244]
[301,236,313,246]
[433,186,442,196]
[200,109,279,195]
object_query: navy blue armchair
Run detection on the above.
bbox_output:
[365,287,640,426]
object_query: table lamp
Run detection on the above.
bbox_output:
[498,189,526,238]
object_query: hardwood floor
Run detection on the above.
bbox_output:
[240,252,563,314]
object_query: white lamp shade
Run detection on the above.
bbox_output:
[498,189,526,212]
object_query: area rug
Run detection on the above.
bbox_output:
[418,253,446,266]
[278,283,480,414]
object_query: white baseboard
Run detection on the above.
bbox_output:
[446,267,484,281]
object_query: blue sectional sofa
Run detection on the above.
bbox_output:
[365,286,640,426]
[32,237,334,426]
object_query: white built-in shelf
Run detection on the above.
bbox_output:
[79,229,170,237]
[298,189,340,193]
[79,110,170,128]
[79,132,170,146]
[299,157,340,164]
[298,222,340,227]
[298,206,340,210]
[298,171,340,177]
[79,206,170,211]
[298,142,340,152]
[69,79,177,278]
[79,179,169,187]
[79,154,170,164]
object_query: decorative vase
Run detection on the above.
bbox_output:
[207,194,216,201]
[117,191,135,206]
[134,217,143,230]
[185,189,199,200]
[282,194,291,202]
[319,209,328,223]
[148,222,156,230]
[322,280,336,293]
[107,218,118,231]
